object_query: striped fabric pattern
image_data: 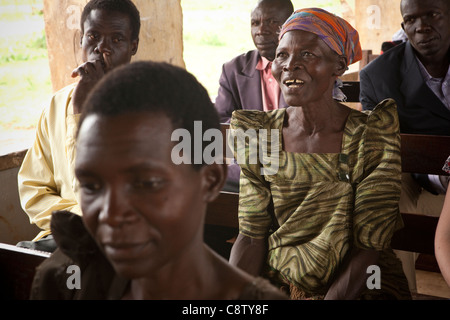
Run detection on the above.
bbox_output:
[279,8,362,66]
[230,99,410,299]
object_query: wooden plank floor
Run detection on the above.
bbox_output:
[416,270,450,299]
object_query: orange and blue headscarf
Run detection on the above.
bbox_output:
[279,8,362,66]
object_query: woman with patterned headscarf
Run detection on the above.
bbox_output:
[229,8,411,300]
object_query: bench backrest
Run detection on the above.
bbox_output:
[336,81,450,254]
[0,243,50,299]
[392,133,450,254]
[360,49,380,70]
[341,81,360,103]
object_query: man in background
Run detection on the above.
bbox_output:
[360,0,450,213]
[215,0,293,123]
[214,0,293,190]
[359,0,450,293]
[17,0,140,251]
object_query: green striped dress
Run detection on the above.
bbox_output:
[229,99,411,299]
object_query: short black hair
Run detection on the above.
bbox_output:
[79,61,221,169]
[81,0,141,41]
[257,0,294,15]
[401,0,450,15]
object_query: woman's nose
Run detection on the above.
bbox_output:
[283,55,301,71]
[98,188,137,227]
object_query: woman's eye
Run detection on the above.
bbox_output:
[133,178,164,190]
[404,17,415,24]
[80,182,101,194]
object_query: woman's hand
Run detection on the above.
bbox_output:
[324,248,380,300]
[229,234,267,276]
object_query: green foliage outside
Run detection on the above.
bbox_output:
[182,0,342,97]
[0,0,341,135]
[0,1,50,135]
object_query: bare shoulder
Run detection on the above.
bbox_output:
[211,252,287,300]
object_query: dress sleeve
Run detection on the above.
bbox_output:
[229,110,273,239]
[353,99,402,250]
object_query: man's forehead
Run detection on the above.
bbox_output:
[402,0,448,14]
[252,3,287,17]
[84,9,131,30]
[79,112,171,138]
[77,115,105,151]
[78,114,99,137]
[76,113,174,158]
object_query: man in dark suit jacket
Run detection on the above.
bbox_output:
[360,0,450,294]
[214,0,293,124]
[215,50,288,123]
[360,0,450,199]
[214,0,293,191]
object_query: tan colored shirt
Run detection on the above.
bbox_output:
[18,83,81,240]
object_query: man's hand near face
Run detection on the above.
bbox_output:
[71,59,106,114]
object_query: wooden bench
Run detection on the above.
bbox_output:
[0,243,50,300]
[392,134,450,275]
[360,49,380,70]
[341,80,360,103]
[340,49,380,82]
[336,81,449,262]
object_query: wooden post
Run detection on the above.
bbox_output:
[354,0,403,54]
[43,0,185,93]
[340,0,355,27]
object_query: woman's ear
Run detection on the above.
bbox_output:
[131,39,139,56]
[334,55,348,77]
[200,163,227,203]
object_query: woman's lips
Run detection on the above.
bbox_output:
[103,241,151,261]
[284,79,305,88]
